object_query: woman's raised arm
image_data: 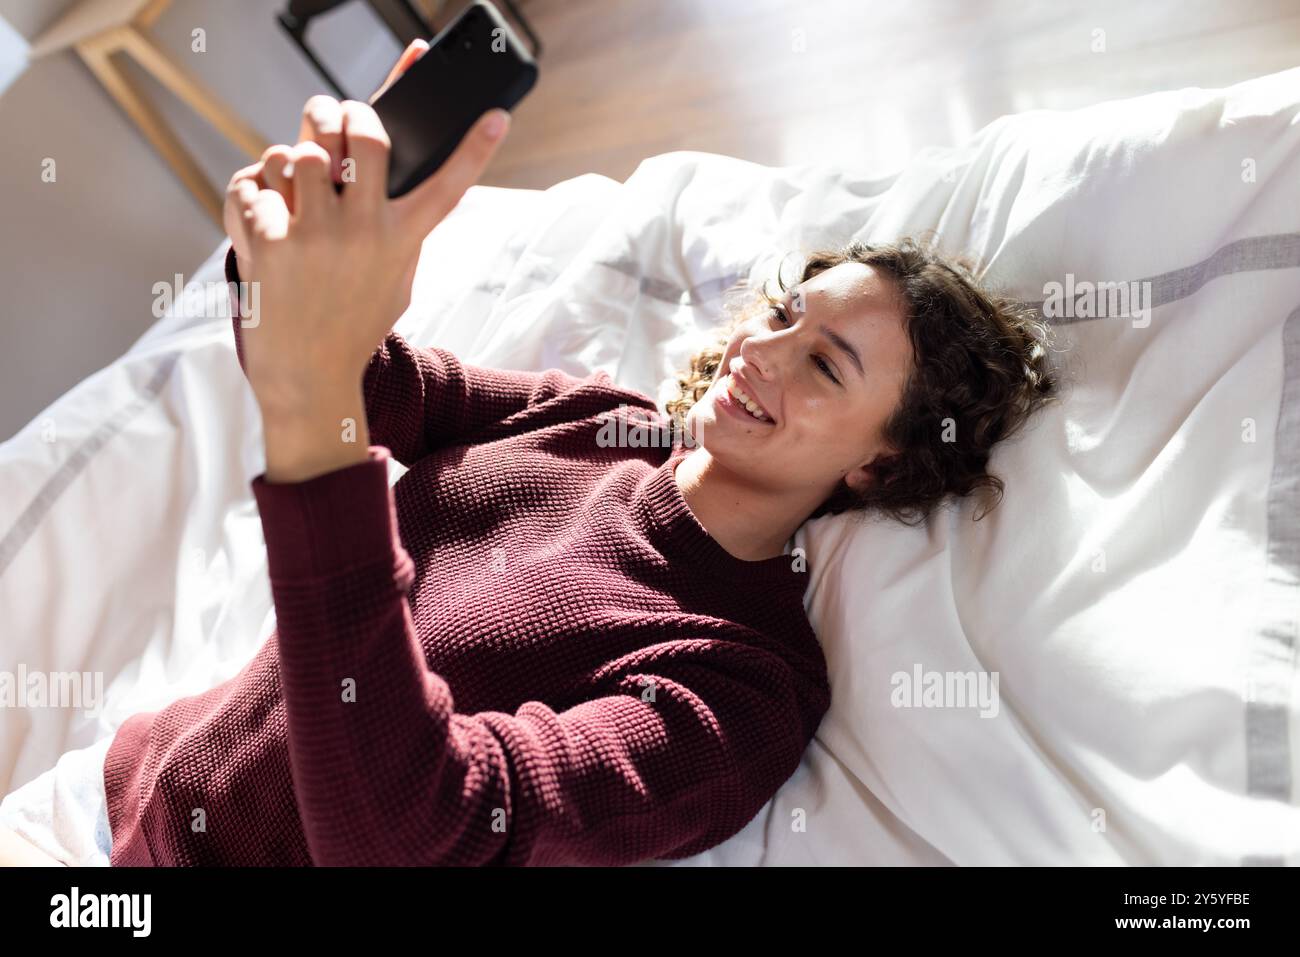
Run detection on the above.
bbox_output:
[219,90,508,481]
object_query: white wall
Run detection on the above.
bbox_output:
[0,0,406,440]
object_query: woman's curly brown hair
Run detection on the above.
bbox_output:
[664,237,1059,525]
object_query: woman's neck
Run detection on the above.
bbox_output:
[672,448,813,562]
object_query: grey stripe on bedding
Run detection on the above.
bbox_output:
[596,255,744,305]
[1023,233,1300,326]
[475,257,743,307]
[1243,301,1300,866]
[0,351,181,577]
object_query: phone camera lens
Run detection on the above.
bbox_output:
[462,38,472,49]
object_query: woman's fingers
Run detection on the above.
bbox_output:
[289,140,336,222]
[227,159,266,192]
[338,100,392,210]
[260,145,296,212]
[234,177,290,246]
[224,161,268,274]
[233,78,491,263]
[370,38,429,104]
[394,108,509,241]
[297,94,345,185]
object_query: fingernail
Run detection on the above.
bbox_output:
[482,109,508,141]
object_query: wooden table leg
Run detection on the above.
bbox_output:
[117,26,269,162]
[29,0,271,227]
[77,31,226,225]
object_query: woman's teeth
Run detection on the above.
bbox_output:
[724,375,770,421]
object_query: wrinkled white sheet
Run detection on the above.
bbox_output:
[2,67,1298,865]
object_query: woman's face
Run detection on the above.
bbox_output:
[686,262,914,505]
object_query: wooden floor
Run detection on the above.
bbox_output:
[456,0,1300,191]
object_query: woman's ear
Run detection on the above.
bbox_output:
[843,462,874,495]
[844,450,900,494]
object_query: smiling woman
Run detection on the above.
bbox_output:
[666,237,1060,528]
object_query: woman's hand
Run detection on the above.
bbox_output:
[222,39,432,279]
[228,98,509,416]
[220,41,510,481]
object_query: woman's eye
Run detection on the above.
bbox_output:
[770,306,839,384]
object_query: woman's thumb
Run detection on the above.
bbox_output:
[397,109,510,239]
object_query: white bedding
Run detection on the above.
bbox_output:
[2,67,1298,865]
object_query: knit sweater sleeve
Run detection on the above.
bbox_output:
[253,445,812,866]
[224,242,592,464]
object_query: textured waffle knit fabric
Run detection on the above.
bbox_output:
[101,244,830,866]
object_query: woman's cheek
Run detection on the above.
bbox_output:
[799,395,831,426]
[797,396,845,447]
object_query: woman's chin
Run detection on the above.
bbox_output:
[683,408,718,453]
[691,412,744,456]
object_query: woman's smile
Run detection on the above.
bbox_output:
[715,375,776,426]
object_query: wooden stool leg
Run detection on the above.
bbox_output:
[117,27,269,162]
[77,36,225,225]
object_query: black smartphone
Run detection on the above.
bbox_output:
[371,0,538,199]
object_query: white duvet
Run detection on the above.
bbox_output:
[2,67,1298,865]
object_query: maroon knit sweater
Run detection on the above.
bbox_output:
[101,244,830,866]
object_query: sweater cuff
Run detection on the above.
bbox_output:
[251,445,403,581]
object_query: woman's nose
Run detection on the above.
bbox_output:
[740,340,776,383]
